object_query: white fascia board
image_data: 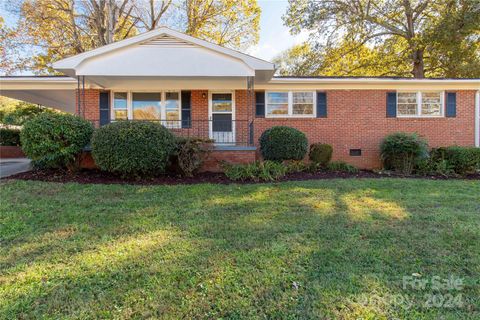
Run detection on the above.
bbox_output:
[259,78,480,90]
[270,77,480,84]
[52,27,274,72]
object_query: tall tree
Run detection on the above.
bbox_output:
[182,0,260,49]
[284,0,480,78]
[1,0,261,74]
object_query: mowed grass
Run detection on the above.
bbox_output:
[0,179,479,319]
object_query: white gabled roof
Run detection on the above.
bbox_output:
[53,27,275,77]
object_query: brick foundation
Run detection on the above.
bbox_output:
[79,149,256,173]
[200,149,257,172]
[0,146,25,159]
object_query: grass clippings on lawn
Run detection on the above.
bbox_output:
[1,178,479,319]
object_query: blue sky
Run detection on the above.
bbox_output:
[249,0,308,60]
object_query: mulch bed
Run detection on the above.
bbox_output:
[6,168,480,185]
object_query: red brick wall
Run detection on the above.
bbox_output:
[253,90,477,169]
[0,146,25,159]
[76,89,101,127]
[76,89,476,170]
[201,149,256,172]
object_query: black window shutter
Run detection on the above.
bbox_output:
[316,92,327,118]
[99,91,110,126]
[446,92,456,117]
[255,91,265,117]
[386,92,397,118]
[181,91,192,128]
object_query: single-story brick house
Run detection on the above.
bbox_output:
[1,27,479,170]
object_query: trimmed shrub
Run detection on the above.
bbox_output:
[223,160,287,182]
[309,143,333,166]
[380,132,428,174]
[170,137,213,177]
[92,121,176,177]
[0,128,21,146]
[20,113,93,169]
[430,146,480,175]
[326,161,359,173]
[259,126,308,161]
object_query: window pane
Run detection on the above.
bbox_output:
[114,92,127,109]
[397,92,417,116]
[266,104,288,115]
[421,92,442,116]
[132,92,161,120]
[292,92,314,115]
[293,92,313,104]
[114,110,127,120]
[212,93,232,112]
[398,104,417,115]
[293,104,313,115]
[267,92,288,104]
[166,92,179,110]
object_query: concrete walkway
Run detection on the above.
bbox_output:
[0,158,32,179]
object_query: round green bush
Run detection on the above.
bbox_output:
[259,126,308,161]
[92,121,176,177]
[380,132,428,174]
[309,143,333,166]
[20,113,93,169]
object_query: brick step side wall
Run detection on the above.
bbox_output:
[79,149,256,173]
[0,146,25,159]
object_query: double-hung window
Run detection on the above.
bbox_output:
[266,91,315,117]
[112,91,181,126]
[397,91,443,117]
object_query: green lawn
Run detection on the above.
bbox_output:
[1,179,479,319]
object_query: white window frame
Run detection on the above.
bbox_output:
[397,91,444,118]
[110,90,182,125]
[265,90,316,118]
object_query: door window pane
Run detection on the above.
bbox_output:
[212,94,232,112]
[132,93,161,120]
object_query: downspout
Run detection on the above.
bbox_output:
[77,76,81,116]
[247,76,255,146]
[475,91,479,148]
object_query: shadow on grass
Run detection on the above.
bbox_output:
[0,179,479,318]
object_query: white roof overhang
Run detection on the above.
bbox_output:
[257,77,480,90]
[0,77,77,112]
[53,27,275,80]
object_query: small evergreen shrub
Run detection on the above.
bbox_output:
[92,121,175,177]
[430,146,480,175]
[380,132,428,174]
[259,126,308,161]
[20,113,93,169]
[170,137,213,177]
[326,161,359,173]
[223,161,287,182]
[308,143,333,166]
[0,128,21,146]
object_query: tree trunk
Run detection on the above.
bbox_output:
[412,48,425,78]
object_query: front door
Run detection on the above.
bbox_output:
[209,92,235,145]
